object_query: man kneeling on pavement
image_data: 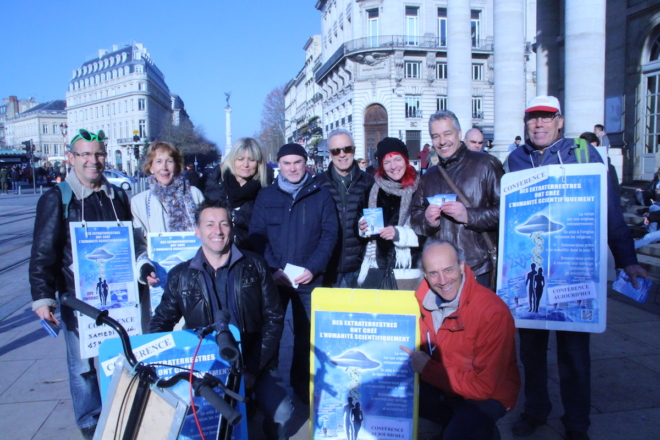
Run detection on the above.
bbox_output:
[149,199,294,440]
[402,240,520,440]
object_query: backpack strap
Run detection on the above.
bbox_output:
[57,181,73,219]
[573,138,591,164]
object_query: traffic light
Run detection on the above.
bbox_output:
[22,140,32,159]
[134,146,140,159]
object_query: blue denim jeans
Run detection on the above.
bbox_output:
[636,204,660,249]
[278,286,312,404]
[419,381,506,440]
[60,304,102,430]
[518,328,591,432]
[327,270,359,288]
[253,368,294,439]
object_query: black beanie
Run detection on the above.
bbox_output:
[376,137,409,166]
[277,143,308,161]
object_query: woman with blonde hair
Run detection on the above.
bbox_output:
[204,137,272,249]
[132,141,204,285]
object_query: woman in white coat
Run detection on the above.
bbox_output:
[132,141,204,286]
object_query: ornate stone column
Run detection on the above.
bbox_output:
[447,0,472,134]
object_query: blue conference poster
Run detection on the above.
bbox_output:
[69,221,141,358]
[99,329,247,440]
[312,310,417,439]
[147,232,201,314]
[497,164,608,333]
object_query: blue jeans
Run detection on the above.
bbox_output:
[636,204,660,248]
[278,286,312,404]
[419,381,506,440]
[253,368,294,439]
[327,270,359,288]
[60,303,102,430]
[518,328,591,432]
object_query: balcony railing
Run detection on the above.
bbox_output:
[406,108,423,119]
[316,35,493,82]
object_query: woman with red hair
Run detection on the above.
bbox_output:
[358,137,422,290]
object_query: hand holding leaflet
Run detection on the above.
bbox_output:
[284,263,306,289]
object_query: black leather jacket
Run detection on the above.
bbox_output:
[30,183,133,304]
[410,144,504,276]
[149,246,284,375]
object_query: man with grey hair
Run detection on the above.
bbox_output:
[410,110,503,289]
[402,240,520,439]
[463,128,485,152]
[314,129,374,287]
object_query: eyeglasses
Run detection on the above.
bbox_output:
[70,151,108,159]
[329,146,356,156]
[70,129,106,146]
[526,113,559,125]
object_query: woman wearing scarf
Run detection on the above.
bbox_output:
[358,137,423,291]
[132,141,204,286]
[204,137,271,250]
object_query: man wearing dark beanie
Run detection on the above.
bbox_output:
[250,143,338,405]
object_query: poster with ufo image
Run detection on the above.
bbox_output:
[147,232,202,314]
[311,288,420,440]
[497,163,608,333]
[69,222,141,358]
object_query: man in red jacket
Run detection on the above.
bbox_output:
[402,240,520,440]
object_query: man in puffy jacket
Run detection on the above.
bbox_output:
[150,199,293,440]
[30,129,134,440]
[506,95,647,440]
[250,143,338,404]
[314,129,373,288]
[402,240,520,440]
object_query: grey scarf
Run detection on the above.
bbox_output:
[278,172,309,199]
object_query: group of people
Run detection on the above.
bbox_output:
[29,94,646,440]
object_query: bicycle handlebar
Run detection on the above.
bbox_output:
[196,382,242,426]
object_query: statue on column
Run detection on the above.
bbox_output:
[225,92,231,108]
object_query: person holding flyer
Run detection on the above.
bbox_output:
[29,129,137,439]
[131,141,204,287]
[357,137,422,291]
[505,95,647,440]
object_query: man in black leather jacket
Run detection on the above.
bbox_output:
[29,130,134,440]
[149,199,293,440]
[411,110,504,288]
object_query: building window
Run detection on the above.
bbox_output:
[341,117,345,125]
[438,8,447,47]
[53,124,58,134]
[54,145,59,155]
[405,6,419,46]
[405,96,422,118]
[348,115,352,123]
[406,130,422,158]
[645,74,660,153]
[472,97,483,119]
[44,144,49,155]
[471,10,481,48]
[472,64,483,81]
[437,96,447,111]
[405,61,422,78]
[367,8,379,46]
[138,98,146,111]
[136,65,144,73]
[139,119,146,138]
[436,62,447,79]
[42,124,48,134]
[138,83,145,91]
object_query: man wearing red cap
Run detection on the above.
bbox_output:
[506,95,647,440]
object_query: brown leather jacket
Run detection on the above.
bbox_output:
[410,144,504,276]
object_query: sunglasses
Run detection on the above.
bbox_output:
[70,129,106,146]
[329,146,356,156]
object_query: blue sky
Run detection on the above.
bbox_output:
[1,0,321,151]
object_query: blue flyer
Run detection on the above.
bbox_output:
[69,222,141,358]
[147,232,201,314]
[497,164,608,333]
[312,310,417,439]
[98,329,247,440]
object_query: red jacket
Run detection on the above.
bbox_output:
[415,266,520,410]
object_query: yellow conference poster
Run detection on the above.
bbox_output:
[310,288,420,440]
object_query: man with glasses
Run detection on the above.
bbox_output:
[29,129,136,439]
[315,129,374,288]
[506,96,646,440]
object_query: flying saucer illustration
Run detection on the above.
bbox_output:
[159,254,186,269]
[516,214,563,236]
[86,248,115,261]
[330,350,380,370]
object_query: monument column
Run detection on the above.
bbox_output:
[492,0,526,158]
[225,106,232,156]
[535,0,561,98]
[564,0,606,137]
[447,0,473,133]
